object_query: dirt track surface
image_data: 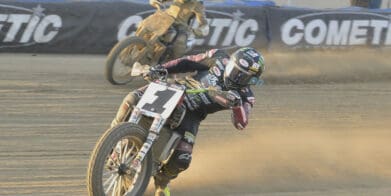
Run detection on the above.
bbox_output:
[1,51,391,196]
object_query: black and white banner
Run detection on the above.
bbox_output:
[0,1,391,54]
[267,7,391,50]
[0,1,268,54]
[0,1,151,53]
[118,6,269,53]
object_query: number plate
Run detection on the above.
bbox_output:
[136,82,184,119]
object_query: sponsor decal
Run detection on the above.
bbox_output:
[213,66,221,76]
[0,4,62,48]
[239,58,249,67]
[249,62,260,72]
[206,74,219,86]
[178,153,192,160]
[246,49,259,58]
[118,9,259,47]
[281,12,391,47]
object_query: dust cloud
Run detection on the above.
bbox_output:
[263,49,391,84]
[167,128,390,194]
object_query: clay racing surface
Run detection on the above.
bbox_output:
[0,50,391,195]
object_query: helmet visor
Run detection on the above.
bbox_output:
[225,60,254,87]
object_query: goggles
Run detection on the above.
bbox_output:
[225,60,263,86]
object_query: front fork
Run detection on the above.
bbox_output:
[127,107,166,172]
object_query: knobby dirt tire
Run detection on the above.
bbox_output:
[87,123,152,196]
[105,37,147,85]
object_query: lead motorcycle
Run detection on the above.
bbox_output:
[105,4,195,85]
[88,64,203,195]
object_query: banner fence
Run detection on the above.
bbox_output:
[0,1,390,54]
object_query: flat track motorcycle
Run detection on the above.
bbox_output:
[88,66,199,195]
[105,5,194,85]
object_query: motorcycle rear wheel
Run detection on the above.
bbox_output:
[87,123,152,196]
[105,37,148,85]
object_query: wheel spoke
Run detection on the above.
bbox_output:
[117,176,123,195]
[124,140,135,163]
[105,175,118,195]
[111,179,118,196]
[107,155,119,168]
[121,141,129,163]
[103,174,116,187]
[118,140,123,162]
[103,170,117,177]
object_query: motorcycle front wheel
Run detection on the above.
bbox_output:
[87,123,152,196]
[105,37,148,85]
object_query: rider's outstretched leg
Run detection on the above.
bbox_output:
[110,85,147,128]
[154,111,203,196]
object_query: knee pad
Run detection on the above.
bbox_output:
[162,139,193,176]
[175,140,193,170]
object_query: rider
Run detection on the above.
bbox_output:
[149,0,209,58]
[111,47,265,196]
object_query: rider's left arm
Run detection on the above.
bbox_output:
[231,88,255,130]
[206,88,252,130]
[231,102,252,130]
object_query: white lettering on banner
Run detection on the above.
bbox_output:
[235,19,258,46]
[304,19,327,45]
[282,18,304,45]
[326,20,350,45]
[370,20,388,44]
[349,20,369,45]
[0,4,62,48]
[34,15,62,43]
[21,15,40,43]
[196,18,258,47]
[118,10,259,47]
[209,18,231,46]
[3,14,30,42]
[281,12,391,47]
[222,20,239,46]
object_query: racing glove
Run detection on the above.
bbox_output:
[231,102,251,130]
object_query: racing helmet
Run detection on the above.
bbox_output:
[224,47,265,89]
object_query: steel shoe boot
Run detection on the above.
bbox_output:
[155,186,170,196]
